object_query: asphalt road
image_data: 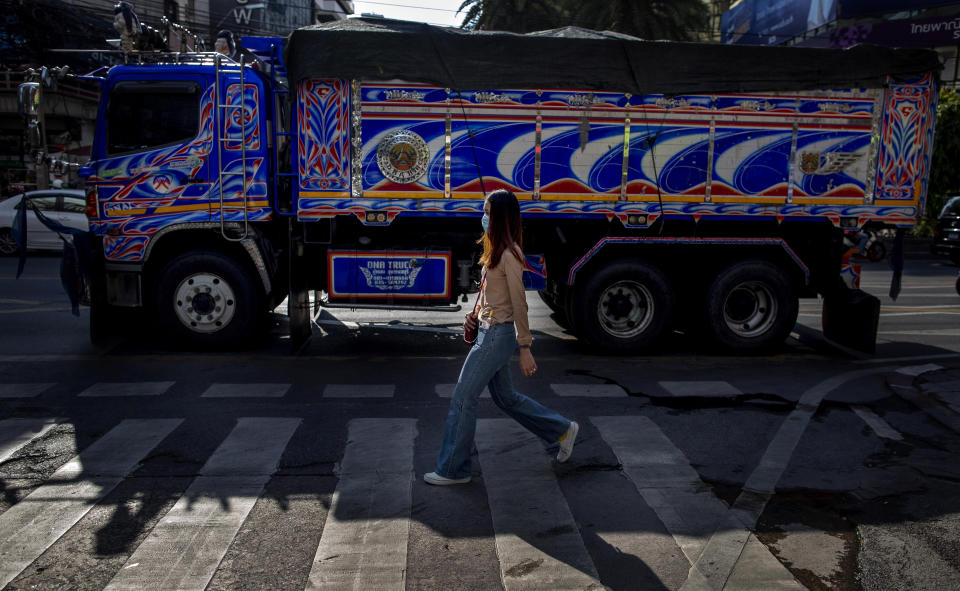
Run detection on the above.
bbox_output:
[0,250,958,591]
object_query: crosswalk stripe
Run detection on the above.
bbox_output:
[307,418,417,591]
[658,381,743,398]
[0,419,182,589]
[475,418,601,591]
[550,384,626,397]
[0,418,60,464]
[851,406,904,440]
[435,384,490,398]
[78,382,175,397]
[200,383,291,398]
[322,384,395,398]
[590,416,802,590]
[103,417,301,591]
[0,383,55,398]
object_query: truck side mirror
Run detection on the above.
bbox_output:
[18,82,40,118]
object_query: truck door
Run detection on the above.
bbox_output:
[87,74,213,260]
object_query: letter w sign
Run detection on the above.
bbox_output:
[233,2,265,25]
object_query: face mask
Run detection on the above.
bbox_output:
[481,213,490,233]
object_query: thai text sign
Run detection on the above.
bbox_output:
[327,251,451,300]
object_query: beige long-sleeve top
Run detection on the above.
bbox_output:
[477,248,533,347]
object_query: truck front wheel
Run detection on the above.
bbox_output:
[575,260,674,351]
[155,250,263,347]
[703,260,798,353]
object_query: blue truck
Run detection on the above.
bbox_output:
[20,19,942,353]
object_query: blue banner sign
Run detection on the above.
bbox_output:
[723,0,838,45]
[328,251,451,301]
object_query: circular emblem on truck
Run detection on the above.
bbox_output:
[376,130,429,184]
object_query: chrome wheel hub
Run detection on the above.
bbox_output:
[173,273,236,334]
[723,281,777,338]
[597,280,654,338]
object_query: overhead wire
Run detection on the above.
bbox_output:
[51,0,816,42]
[65,0,467,35]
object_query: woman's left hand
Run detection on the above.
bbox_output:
[519,348,537,377]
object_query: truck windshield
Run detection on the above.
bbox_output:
[106,80,201,156]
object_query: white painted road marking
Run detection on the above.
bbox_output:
[0,418,60,464]
[550,383,627,397]
[591,416,801,590]
[851,406,904,440]
[0,383,55,398]
[307,418,416,591]
[897,364,943,376]
[475,418,601,591]
[435,383,491,398]
[0,419,182,589]
[104,417,301,591]
[858,353,959,364]
[879,329,960,336]
[78,382,175,397]
[680,367,894,591]
[322,384,395,398]
[659,381,743,398]
[200,383,291,398]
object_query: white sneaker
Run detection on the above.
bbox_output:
[556,421,579,463]
[423,471,471,485]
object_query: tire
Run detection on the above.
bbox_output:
[702,260,798,354]
[0,228,17,256]
[89,294,117,348]
[955,275,960,296]
[155,250,263,348]
[538,289,571,328]
[866,241,886,262]
[574,260,674,351]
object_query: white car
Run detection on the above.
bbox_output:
[0,190,89,255]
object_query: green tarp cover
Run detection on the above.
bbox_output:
[285,18,941,94]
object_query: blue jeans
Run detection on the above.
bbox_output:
[435,322,571,479]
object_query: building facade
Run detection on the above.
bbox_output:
[0,0,353,194]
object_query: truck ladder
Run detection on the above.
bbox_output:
[214,53,249,241]
[270,41,297,215]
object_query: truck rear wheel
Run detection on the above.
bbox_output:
[575,260,674,351]
[155,250,263,347]
[703,260,798,353]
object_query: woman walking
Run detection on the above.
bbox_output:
[424,189,578,485]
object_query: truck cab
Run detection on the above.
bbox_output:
[80,55,283,346]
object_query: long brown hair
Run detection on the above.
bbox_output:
[478,189,524,269]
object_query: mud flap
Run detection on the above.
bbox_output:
[822,288,880,354]
[287,220,311,350]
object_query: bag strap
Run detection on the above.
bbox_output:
[471,270,486,315]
